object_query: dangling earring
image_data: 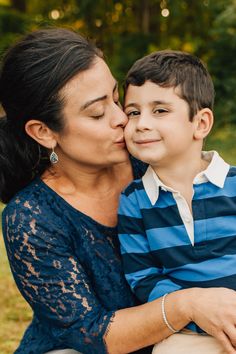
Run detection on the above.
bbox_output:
[50,146,59,164]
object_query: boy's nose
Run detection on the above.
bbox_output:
[136,113,152,131]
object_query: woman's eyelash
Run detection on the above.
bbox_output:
[91,113,105,119]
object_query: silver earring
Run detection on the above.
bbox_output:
[50,147,59,164]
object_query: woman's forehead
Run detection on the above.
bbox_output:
[61,58,116,100]
[61,59,117,113]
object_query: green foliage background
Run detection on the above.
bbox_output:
[0,1,235,353]
[0,0,236,125]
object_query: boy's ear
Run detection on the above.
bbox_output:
[25,119,57,149]
[193,108,214,140]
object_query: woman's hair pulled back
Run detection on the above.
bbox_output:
[0,27,102,203]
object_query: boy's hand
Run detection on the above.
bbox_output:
[188,287,236,354]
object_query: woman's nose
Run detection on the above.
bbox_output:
[111,104,128,128]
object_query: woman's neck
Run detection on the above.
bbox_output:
[43,160,132,196]
[41,160,133,227]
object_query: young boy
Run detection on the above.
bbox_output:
[118,50,236,353]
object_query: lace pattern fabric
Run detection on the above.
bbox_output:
[2,158,148,354]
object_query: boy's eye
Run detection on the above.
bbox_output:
[126,110,140,118]
[154,108,168,114]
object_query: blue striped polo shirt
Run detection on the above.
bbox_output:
[118,151,236,332]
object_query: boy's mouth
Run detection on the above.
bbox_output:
[134,139,161,144]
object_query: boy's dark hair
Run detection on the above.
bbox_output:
[124,50,215,120]
[0,28,102,203]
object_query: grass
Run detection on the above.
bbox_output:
[0,126,235,353]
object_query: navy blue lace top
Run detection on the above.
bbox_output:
[2,158,151,354]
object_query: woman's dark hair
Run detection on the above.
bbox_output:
[124,50,215,120]
[0,28,102,203]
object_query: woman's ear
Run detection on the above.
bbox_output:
[25,120,57,149]
[193,108,214,140]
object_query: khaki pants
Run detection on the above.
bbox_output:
[152,331,227,354]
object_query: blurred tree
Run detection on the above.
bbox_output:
[12,0,26,12]
[208,0,236,127]
[0,0,235,125]
[0,5,30,55]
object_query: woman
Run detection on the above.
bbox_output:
[0,28,236,354]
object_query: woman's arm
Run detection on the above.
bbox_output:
[106,287,236,354]
[2,201,114,354]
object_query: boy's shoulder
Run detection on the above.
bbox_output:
[228,165,236,177]
[122,177,144,197]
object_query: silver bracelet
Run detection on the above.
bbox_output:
[161,293,179,333]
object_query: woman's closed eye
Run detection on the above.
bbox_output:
[91,112,105,119]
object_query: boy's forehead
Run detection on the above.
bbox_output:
[124,81,182,104]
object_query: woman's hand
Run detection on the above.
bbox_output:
[187,287,236,354]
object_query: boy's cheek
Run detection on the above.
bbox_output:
[124,123,132,140]
[124,127,135,154]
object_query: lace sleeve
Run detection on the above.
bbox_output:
[2,198,114,354]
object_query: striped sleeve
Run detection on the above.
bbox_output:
[118,186,181,303]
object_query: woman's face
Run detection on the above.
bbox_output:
[55,57,128,170]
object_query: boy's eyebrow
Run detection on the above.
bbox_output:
[152,100,172,106]
[153,100,166,103]
[80,81,118,111]
[124,100,171,109]
[124,102,139,110]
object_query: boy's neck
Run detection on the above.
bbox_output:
[151,151,209,192]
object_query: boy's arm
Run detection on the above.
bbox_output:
[118,191,181,303]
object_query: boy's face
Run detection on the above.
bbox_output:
[124,81,197,167]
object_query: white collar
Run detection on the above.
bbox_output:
[142,151,230,206]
